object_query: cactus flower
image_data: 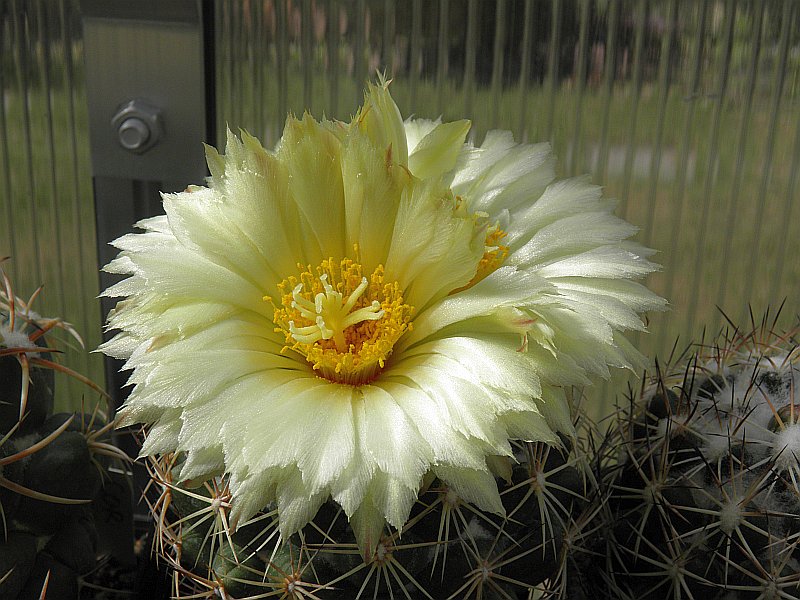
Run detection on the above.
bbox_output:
[101,80,665,557]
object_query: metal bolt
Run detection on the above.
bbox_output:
[117,117,151,151]
[111,99,163,154]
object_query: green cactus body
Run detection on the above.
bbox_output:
[610,323,800,599]
[147,423,614,600]
[0,263,121,599]
[0,352,54,435]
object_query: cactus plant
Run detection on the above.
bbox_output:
[606,313,800,599]
[101,77,664,597]
[145,413,612,600]
[0,261,125,599]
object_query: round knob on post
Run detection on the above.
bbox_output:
[117,117,151,151]
[111,100,163,154]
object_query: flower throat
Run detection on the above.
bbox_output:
[269,257,413,386]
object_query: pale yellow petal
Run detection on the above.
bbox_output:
[407,119,471,180]
[434,465,505,516]
[385,179,483,310]
[340,130,410,271]
[354,80,408,167]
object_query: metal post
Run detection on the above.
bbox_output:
[81,0,216,403]
[80,0,215,565]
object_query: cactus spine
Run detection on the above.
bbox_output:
[607,315,800,599]
[0,261,123,598]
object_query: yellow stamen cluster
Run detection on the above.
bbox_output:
[479,227,510,276]
[270,258,413,385]
[453,226,510,294]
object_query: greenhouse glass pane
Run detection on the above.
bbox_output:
[0,0,104,409]
[215,0,800,410]
[4,0,798,414]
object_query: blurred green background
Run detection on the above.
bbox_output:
[1,0,799,416]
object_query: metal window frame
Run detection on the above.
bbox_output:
[80,0,216,561]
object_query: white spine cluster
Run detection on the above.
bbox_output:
[621,342,800,595]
